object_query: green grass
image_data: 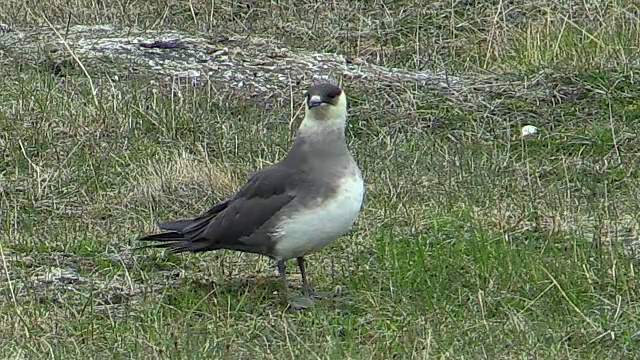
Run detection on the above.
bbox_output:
[2,0,640,358]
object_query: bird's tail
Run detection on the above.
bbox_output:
[136,231,188,251]
[136,219,215,253]
[136,199,230,253]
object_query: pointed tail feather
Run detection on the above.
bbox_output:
[136,199,230,253]
[158,219,193,232]
[135,231,187,252]
[136,230,215,253]
[137,231,184,242]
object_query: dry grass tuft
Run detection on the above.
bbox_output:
[126,148,241,206]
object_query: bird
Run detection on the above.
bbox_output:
[137,82,365,309]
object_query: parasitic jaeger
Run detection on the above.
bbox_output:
[138,82,364,309]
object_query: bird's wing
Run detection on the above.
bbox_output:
[138,164,302,255]
[194,164,300,251]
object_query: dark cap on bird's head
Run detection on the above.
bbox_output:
[305,83,343,109]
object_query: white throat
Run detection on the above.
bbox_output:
[297,114,346,138]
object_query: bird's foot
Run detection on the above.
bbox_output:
[307,285,346,300]
[288,295,315,310]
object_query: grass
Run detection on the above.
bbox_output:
[2,0,640,358]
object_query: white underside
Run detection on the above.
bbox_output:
[273,171,365,261]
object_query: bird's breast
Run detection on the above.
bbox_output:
[272,170,365,261]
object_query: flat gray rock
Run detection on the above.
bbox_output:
[0,24,463,102]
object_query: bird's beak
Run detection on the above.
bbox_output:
[307,95,324,109]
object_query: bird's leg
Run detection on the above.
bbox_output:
[297,256,313,297]
[277,260,288,298]
[297,256,343,299]
[278,259,313,310]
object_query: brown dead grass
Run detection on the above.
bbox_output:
[125,148,241,206]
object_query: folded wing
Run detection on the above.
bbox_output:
[137,165,301,256]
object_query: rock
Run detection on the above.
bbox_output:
[0,24,464,104]
[521,124,538,137]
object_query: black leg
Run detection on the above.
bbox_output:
[297,257,343,300]
[297,257,312,297]
[281,259,314,310]
[277,260,287,295]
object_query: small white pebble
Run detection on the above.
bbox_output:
[521,125,538,137]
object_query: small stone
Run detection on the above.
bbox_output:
[521,125,538,137]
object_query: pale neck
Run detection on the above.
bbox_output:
[285,115,351,166]
[296,115,347,140]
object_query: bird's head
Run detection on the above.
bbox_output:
[303,83,348,124]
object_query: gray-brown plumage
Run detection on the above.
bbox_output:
[138,83,364,309]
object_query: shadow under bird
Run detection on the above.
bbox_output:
[137,83,365,309]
